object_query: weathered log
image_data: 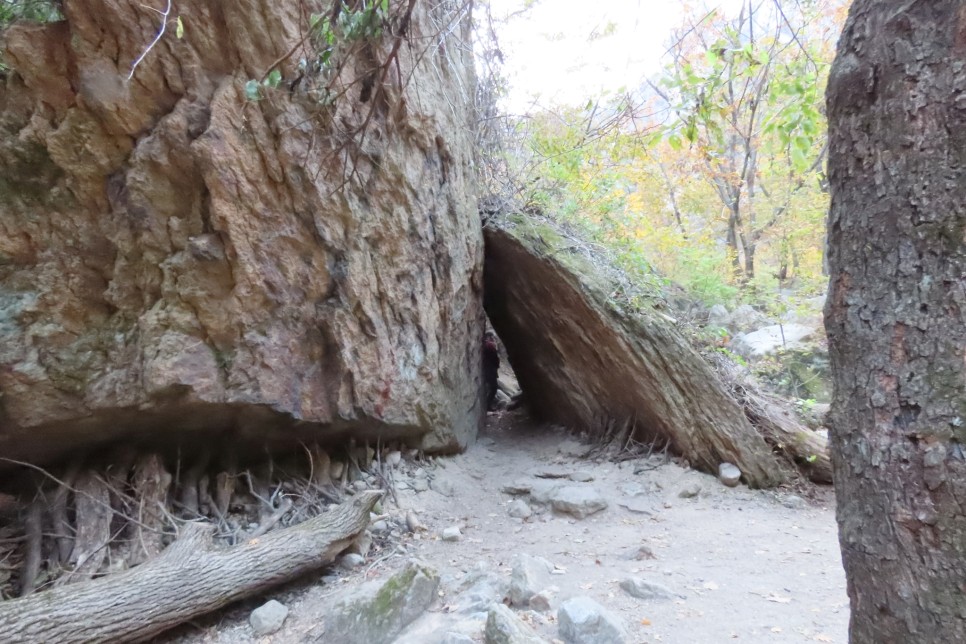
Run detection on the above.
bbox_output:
[57,471,112,584]
[0,491,381,643]
[709,352,832,483]
[744,396,833,484]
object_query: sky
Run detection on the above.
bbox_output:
[487,0,744,112]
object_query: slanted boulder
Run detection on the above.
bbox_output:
[483,219,785,488]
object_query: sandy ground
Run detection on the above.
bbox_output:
[162,411,849,644]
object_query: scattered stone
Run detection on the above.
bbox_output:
[509,553,554,607]
[348,531,373,558]
[718,463,742,487]
[412,478,430,492]
[677,484,702,499]
[442,633,476,644]
[619,577,675,600]
[557,596,626,644]
[508,500,533,519]
[485,604,549,644]
[406,510,427,533]
[529,480,563,505]
[534,468,571,479]
[352,480,370,492]
[456,566,510,614]
[250,599,289,636]
[442,526,462,541]
[495,390,512,410]
[549,486,607,519]
[387,450,403,467]
[413,467,428,479]
[707,303,730,328]
[323,562,439,644]
[340,553,366,569]
[569,471,594,482]
[783,495,807,510]
[623,545,657,561]
[529,590,553,612]
[617,496,653,515]
[502,479,534,495]
[431,477,457,497]
[371,520,390,534]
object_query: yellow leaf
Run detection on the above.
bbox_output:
[176,16,184,39]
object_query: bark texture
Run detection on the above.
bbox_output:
[0,490,380,643]
[484,221,785,488]
[0,0,483,463]
[826,2,966,641]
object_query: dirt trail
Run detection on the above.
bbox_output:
[165,412,849,643]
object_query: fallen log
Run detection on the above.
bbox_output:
[710,352,833,484]
[0,490,382,643]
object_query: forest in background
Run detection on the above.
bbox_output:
[481,0,849,315]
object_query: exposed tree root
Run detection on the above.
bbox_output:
[0,491,381,644]
[0,438,405,598]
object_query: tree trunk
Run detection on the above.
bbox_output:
[0,491,381,643]
[825,2,966,641]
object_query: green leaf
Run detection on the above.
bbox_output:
[265,68,282,88]
[244,79,261,101]
[667,134,682,151]
[175,16,184,39]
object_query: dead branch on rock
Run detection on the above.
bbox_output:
[710,353,833,484]
[0,491,382,644]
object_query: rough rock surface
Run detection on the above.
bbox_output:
[0,0,483,463]
[557,596,626,644]
[483,220,784,487]
[485,604,549,644]
[321,561,439,644]
[548,485,607,519]
[508,553,554,607]
[250,599,289,636]
[730,323,815,358]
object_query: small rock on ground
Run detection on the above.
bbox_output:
[718,462,742,487]
[442,526,462,541]
[557,596,626,644]
[323,562,439,644]
[619,577,675,600]
[678,483,702,499]
[431,477,457,497]
[340,553,366,569]
[548,485,608,519]
[485,604,549,644]
[508,499,533,519]
[783,494,807,509]
[509,553,554,606]
[250,600,289,636]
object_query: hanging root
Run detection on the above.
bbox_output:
[0,435,410,597]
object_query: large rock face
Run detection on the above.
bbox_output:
[484,219,784,488]
[0,0,483,463]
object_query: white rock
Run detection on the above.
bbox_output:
[718,462,742,487]
[677,483,702,499]
[250,599,289,636]
[508,499,533,519]
[387,450,403,467]
[619,577,675,600]
[442,526,462,541]
[730,323,815,358]
[569,471,595,482]
[509,553,554,607]
[340,553,366,569]
[548,485,607,519]
[557,596,626,644]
